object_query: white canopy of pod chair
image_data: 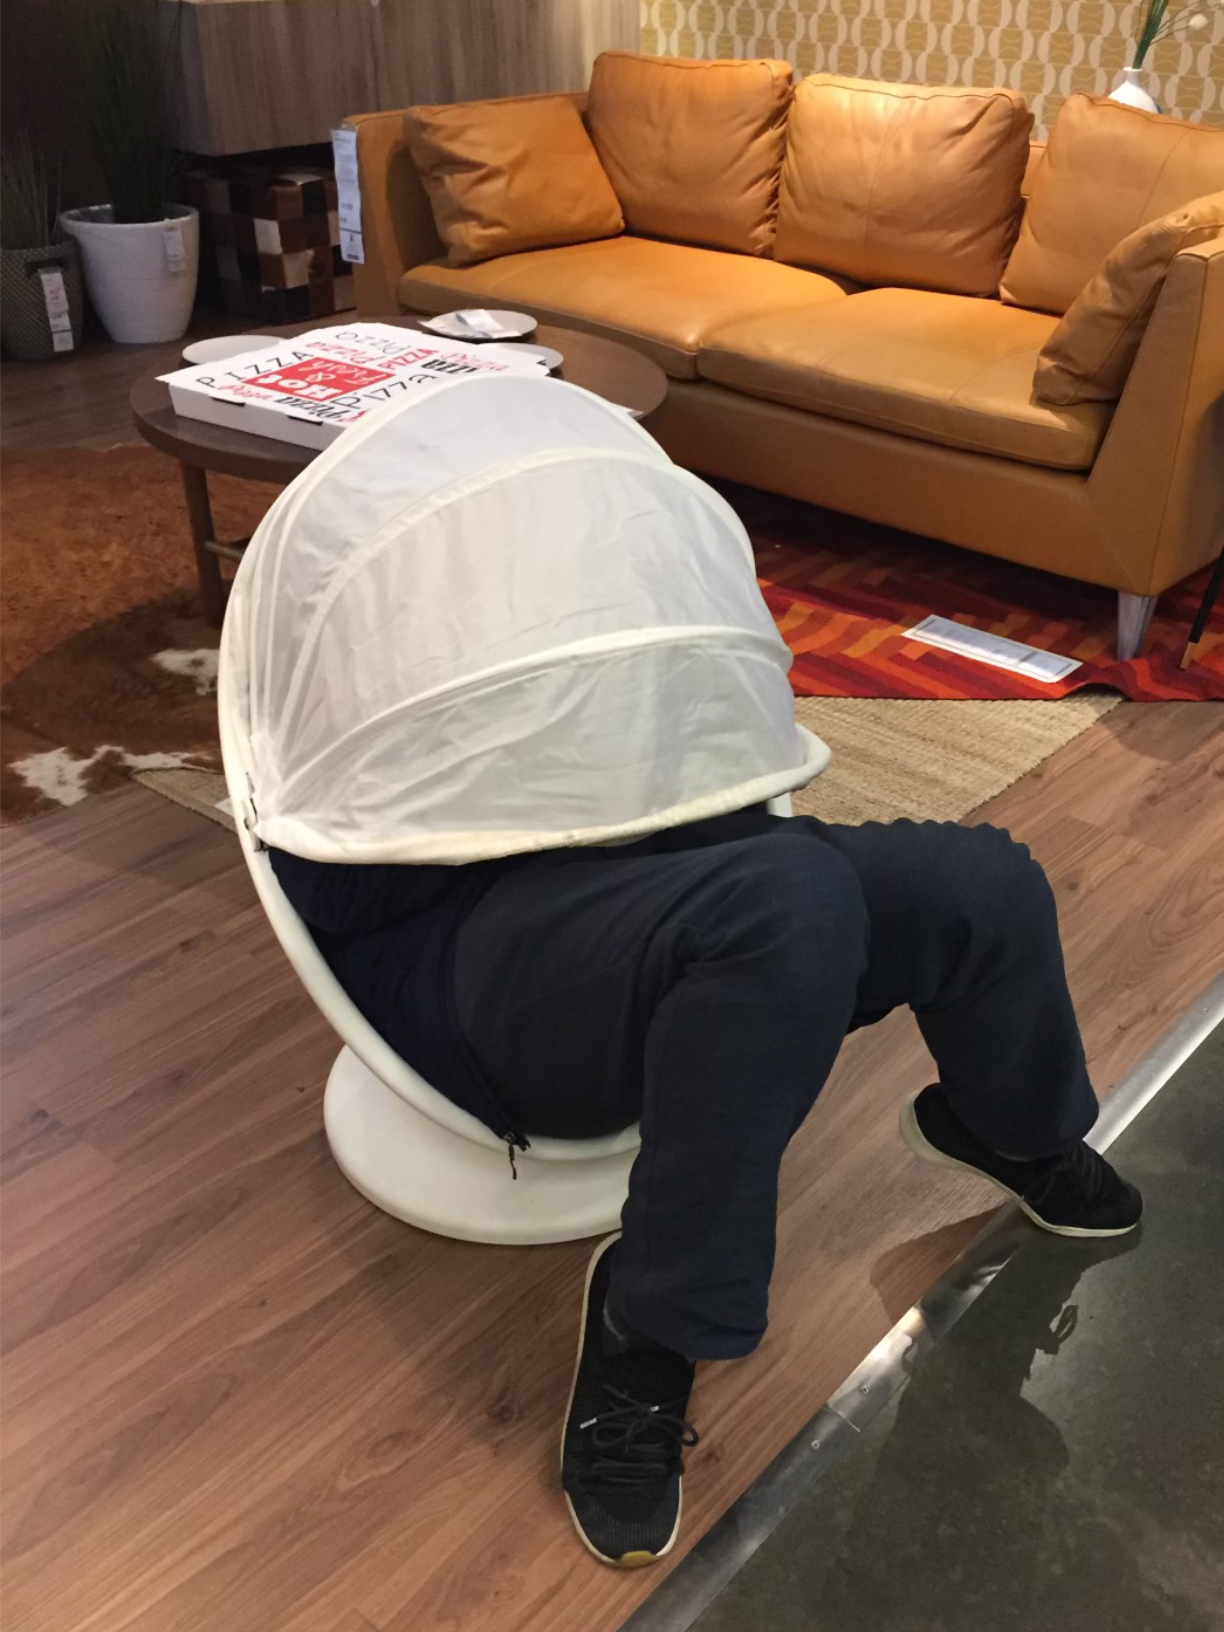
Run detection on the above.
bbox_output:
[219,372,830,1245]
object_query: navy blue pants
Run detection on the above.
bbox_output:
[453,813,1098,1361]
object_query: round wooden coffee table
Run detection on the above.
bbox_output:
[130,319,669,624]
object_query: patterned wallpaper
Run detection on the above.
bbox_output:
[639,1,1224,135]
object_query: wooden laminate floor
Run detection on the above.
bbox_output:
[4,321,1223,1628]
[0,314,253,452]
[2,700,1222,1632]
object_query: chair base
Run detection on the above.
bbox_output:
[323,1046,633,1244]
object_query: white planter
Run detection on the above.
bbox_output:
[60,204,199,344]
[1109,67,1161,113]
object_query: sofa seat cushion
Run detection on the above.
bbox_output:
[699,289,1113,470]
[399,237,854,379]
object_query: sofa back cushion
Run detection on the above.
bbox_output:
[774,76,1032,296]
[1033,191,1224,405]
[404,94,623,267]
[1002,95,1224,314]
[586,51,793,256]
[1022,141,1046,198]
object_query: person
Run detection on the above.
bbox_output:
[270,798,1142,1570]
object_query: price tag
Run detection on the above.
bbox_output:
[337,190,362,233]
[164,226,187,272]
[332,126,364,260]
[331,126,360,186]
[38,268,75,352]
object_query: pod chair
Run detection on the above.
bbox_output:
[218,373,829,1244]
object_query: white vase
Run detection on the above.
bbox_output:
[1109,67,1161,112]
[60,204,200,344]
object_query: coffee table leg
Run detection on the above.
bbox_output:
[179,461,227,626]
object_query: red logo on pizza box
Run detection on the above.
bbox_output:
[248,358,393,401]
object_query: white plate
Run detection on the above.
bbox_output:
[181,333,279,365]
[511,342,564,371]
[420,309,537,341]
[475,341,565,372]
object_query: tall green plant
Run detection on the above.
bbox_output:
[1134,0,1172,63]
[82,0,185,223]
[0,133,62,250]
[1131,0,1215,67]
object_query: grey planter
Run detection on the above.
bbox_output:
[0,238,85,360]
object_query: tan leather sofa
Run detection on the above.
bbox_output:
[345,68,1224,658]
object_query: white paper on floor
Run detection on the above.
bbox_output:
[904,615,1081,683]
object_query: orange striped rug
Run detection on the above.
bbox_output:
[736,485,1224,702]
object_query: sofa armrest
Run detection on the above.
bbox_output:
[1088,234,1224,597]
[344,110,444,318]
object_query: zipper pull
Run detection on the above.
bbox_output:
[505,1136,518,1181]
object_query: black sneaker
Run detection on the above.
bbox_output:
[561,1234,698,1568]
[900,1084,1142,1237]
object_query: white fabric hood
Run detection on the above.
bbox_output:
[218,372,828,863]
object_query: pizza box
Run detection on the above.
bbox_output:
[158,322,548,451]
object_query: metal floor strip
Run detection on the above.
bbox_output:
[620,969,1224,1632]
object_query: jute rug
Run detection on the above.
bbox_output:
[2,444,1121,828]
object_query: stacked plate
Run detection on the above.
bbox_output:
[421,309,563,371]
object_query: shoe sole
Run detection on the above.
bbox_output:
[898,1093,1139,1239]
[561,1231,683,1570]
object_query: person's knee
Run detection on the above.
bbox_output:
[945,823,1057,939]
[695,833,869,966]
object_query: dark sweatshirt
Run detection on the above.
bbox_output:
[269,848,529,1146]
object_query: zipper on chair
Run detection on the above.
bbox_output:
[504,1129,530,1180]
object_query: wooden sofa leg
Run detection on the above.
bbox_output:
[1117,592,1158,661]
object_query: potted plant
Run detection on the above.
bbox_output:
[1,135,84,360]
[1111,0,1216,110]
[61,0,199,343]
